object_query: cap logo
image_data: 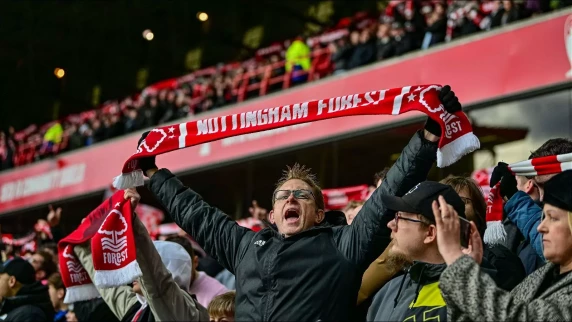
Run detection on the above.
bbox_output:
[406,183,421,196]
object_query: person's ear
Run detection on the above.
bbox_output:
[424,224,437,244]
[315,209,325,224]
[268,210,276,224]
[7,276,16,288]
[524,179,535,194]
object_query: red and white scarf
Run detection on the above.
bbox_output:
[113,85,481,189]
[1,232,36,247]
[484,152,572,245]
[58,191,141,304]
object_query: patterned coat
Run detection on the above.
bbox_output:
[440,255,572,321]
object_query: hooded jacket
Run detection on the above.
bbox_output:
[0,281,54,321]
[147,130,438,321]
[367,262,447,321]
[74,216,208,322]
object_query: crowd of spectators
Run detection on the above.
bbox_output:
[1,82,572,320]
[1,0,569,173]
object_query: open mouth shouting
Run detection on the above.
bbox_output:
[284,208,300,224]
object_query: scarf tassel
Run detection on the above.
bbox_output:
[437,132,481,168]
[483,220,507,246]
[113,169,145,190]
[94,260,143,289]
[63,284,100,304]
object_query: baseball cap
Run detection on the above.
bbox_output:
[0,257,36,285]
[381,181,466,222]
[543,171,572,212]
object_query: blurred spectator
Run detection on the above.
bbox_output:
[376,23,395,60]
[286,36,311,84]
[156,89,169,122]
[490,0,521,29]
[107,114,123,139]
[0,257,54,321]
[347,28,377,69]
[159,90,178,124]
[391,22,414,56]
[29,249,58,282]
[47,273,68,322]
[329,37,352,74]
[65,124,84,151]
[342,200,364,225]
[213,75,228,108]
[90,119,105,143]
[373,167,390,188]
[174,92,191,118]
[0,131,15,170]
[166,236,229,308]
[208,291,236,322]
[310,43,333,80]
[124,108,142,134]
[141,96,159,128]
[421,2,447,49]
[40,122,63,156]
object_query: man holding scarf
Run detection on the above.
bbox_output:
[135,86,462,321]
[489,138,572,262]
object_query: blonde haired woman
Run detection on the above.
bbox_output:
[433,170,572,321]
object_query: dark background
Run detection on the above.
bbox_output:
[1,0,378,131]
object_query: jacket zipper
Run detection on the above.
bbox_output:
[263,235,280,321]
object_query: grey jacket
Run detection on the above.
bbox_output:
[75,216,209,321]
[440,255,572,321]
[367,262,447,322]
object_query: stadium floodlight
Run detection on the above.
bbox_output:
[197,12,208,22]
[142,29,154,41]
[54,68,65,79]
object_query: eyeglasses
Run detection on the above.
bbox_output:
[394,213,428,230]
[273,189,315,202]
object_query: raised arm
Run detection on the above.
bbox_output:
[147,168,254,273]
[337,129,438,268]
[132,215,208,321]
[336,84,461,269]
[74,244,138,320]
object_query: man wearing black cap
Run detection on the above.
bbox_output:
[0,257,53,321]
[367,181,466,322]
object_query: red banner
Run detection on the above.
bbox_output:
[323,185,370,210]
[1,10,571,215]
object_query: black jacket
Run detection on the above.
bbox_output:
[504,212,544,275]
[481,243,526,291]
[0,282,54,322]
[148,130,437,322]
[73,297,120,322]
[347,41,377,70]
